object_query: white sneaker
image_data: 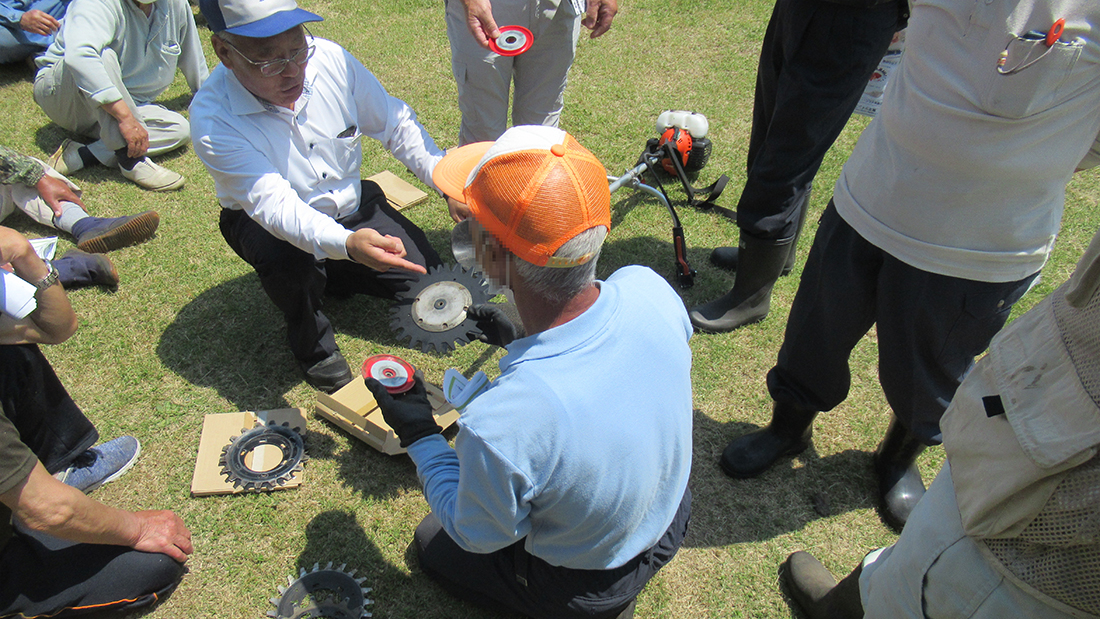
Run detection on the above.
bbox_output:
[119,158,185,192]
[47,139,86,175]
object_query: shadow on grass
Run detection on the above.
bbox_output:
[297,510,517,619]
[686,410,878,547]
[157,273,416,410]
[598,234,728,306]
[299,424,422,501]
[0,58,35,86]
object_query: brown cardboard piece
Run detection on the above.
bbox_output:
[366,170,430,210]
[315,378,459,455]
[191,409,307,496]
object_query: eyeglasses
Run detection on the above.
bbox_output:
[222,28,315,77]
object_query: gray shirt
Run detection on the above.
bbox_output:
[38,0,208,105]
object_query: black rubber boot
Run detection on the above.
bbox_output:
[873,418,928,532]
[720,401,817,478]
[708,200,809,274]
[690,232,793,333]
[782,551,864,619]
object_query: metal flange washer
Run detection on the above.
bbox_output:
[390,263,491,353]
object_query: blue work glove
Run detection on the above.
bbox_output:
[468,303,524,347]
[364,371,441,448]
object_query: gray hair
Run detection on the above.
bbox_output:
[513,226,607,303]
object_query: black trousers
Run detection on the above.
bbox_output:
[414,488,691,619]
[0,344,184,618]
[220,180,443,367]
[735,0,901,241]
[766,205,1037,444]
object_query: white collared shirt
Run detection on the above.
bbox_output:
[190,37,444,261]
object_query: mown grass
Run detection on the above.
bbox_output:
[1,0,1097,617]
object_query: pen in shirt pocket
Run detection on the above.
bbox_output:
[337,125,358,138]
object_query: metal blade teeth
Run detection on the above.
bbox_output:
[270,564,374,619]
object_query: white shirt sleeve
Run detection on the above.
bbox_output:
[346,51,444,192]
[194,118,353,261]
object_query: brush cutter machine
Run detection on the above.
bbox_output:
[608,110,730,289]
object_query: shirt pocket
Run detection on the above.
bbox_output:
[978,37,1084,119]
[311,132,362,182]
[150,39,183,88]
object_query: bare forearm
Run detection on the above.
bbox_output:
[4,464,141,546]
[2,464,192,561]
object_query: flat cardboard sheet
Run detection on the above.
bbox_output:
[366,170,430,210]
[316,378,458,455]
[191,409,307,496]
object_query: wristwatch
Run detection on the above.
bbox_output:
[33,260,59,292]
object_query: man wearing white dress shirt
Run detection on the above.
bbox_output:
[191,0,448,392]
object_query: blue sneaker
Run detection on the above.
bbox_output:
[72,211,160,254]
[54,436,141,493]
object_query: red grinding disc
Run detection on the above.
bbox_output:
[362,354,416,394]
[489,25,533,57]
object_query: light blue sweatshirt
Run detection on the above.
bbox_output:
[408,266,693,569]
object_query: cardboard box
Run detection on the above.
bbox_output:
[191,409,307,496]
[366,170,430,210]
[315,378,458,455]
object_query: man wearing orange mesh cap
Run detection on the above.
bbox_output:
[365,125,693,619]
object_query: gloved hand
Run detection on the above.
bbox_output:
[468,303,524,347]
[364,371,442,448]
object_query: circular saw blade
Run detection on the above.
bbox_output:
[219,421,307,492]
[268,562,373,619]
[390,263,491,353]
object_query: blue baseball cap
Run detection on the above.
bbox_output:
[200,0,323,38]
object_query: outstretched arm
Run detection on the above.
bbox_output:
[1,463,193,563]
[346,228,428,274]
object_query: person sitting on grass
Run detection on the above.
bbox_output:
[1,144,159,289]
[367,125,693,619]
[0,225,192,618]
[33,0,208,192]
[0,0,70,65]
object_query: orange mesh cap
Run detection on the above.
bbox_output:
[433,125,611,267]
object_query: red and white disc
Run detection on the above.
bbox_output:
[489,25,533,57]
[362,354,416,394]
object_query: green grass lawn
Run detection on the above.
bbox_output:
[2,0,1098,617]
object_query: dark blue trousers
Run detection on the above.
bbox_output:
[736,0,901,241]
[220,180,442,367]
[414,488,691,619]
[0,344,183,618]
[767,204,1037,444]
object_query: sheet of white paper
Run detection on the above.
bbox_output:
[0,270,36,319]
